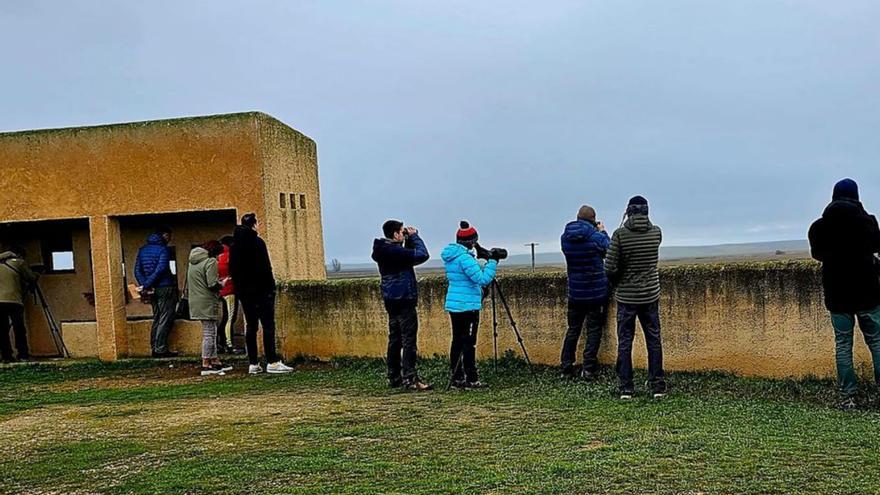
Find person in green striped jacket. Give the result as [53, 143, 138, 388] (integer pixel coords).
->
[606, 195, 667, 400]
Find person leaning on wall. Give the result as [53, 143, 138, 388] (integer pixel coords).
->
[560, 205, 611, 381]
[371, 219, 432, 391]
[441, 221, 498, 390]
[0, 246, 38, 363]
[134, 226, 179, 358]
[229, 213, 293, 375]
[606, 196, 666, 400]
[187, 240, 233, 376]
[808, 178, 880, 410]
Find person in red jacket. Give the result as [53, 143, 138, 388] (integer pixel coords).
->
[216, 236, 242, 354]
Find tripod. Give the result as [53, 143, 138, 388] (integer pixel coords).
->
[489, 279, 533, 374]
[446, 278, 533, 390]
[33, 284, 69, 358]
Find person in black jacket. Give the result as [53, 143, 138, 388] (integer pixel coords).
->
[809, 178, 880, 409]
[560, 205, 611, 381]
[229, 213, 293, 375]
[371, 219, 431, 390]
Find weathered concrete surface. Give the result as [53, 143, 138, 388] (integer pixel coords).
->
[63, 318, 255, 358]
[1, 112, 325, 360]
[276, 261, 869, 379]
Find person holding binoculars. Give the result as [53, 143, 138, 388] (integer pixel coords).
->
[372, 219, 432, 391]
[441, 221, 500, 389]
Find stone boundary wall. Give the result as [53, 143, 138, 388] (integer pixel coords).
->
[276, 261, 875, 379]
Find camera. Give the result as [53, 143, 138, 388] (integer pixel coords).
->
[475, 243, 508, 261]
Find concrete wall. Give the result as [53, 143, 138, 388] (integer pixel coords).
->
[258, 117, 326, 281]
[0, 113, 265, 222]
[0, 111, 326, 360]
[275, 261, 864, 379]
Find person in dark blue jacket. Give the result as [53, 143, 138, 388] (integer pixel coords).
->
[371, 219, 431, 391]
[134, 226, 179, 357]
[560, 205, 610, 380]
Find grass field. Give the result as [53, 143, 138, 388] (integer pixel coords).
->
[1, 356, 879, 494]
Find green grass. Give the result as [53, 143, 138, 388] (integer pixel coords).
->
[1, 356, 879, 494]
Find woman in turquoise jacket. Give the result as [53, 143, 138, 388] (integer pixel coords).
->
[441, 221, 498, 388]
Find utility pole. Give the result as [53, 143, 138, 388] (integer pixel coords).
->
[524, 242, 539, 272]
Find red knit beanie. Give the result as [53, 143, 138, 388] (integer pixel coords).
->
[456, 220, 478, 243]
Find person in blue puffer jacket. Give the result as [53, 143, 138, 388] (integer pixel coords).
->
[441, 221, 498, 389]
[560, 205, 610, 380]
[134, 226, 179, 358]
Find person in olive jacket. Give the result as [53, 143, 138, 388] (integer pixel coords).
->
[0, 246, 38, 362]
[187, 241, 232, 376]
[809, 178, 880, 409]
[606, 196, 666, 400]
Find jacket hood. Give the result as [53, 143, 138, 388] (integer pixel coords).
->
[233, 225, 257, 241]
[371, 238, 398, 260]
[624, 213, 652, 232]
[189, 247, 210, 265]
[441, 242, 471, 263]
[823, 198, 866, 219]
[146, 233, 167, 245]
[562, 220, 597, 242]
[0, 251, 17, 262]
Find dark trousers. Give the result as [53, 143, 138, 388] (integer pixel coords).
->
[240, 292, 279, 365]
[0, 303, 28, 361]
[150, 286, 177, 354]
[450, 310, 480, 382]
[616, 301, 666, 393]
[385, 300, 419, 383]
[560, 300, 606, 374]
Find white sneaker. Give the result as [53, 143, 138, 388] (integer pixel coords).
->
[266, 361, 294, 374]
[248, 364, 264, 375]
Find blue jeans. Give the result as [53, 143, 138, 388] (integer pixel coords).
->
[830, 305, 880, 398]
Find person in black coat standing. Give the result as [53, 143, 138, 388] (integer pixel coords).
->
[371, 219, 432, 391]
[809, 178, 880, 408]
[229, 213, 293, 375]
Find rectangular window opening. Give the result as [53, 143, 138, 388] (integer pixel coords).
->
[41, 233, 75, 273]
[299, 194, 307, 209]
[279, 192, 286, 209]
[289, 193, 297, 210]
[168, 247, 178, 276]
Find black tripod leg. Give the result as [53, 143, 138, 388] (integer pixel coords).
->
[446, 351, 465, 391]
[491, 282, 498, 373]
[494, 281, 535, 376]
[36, 286, 69, 358]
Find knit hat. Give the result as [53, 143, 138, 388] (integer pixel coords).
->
[577, 205, 596, 222]
[628, 195, 648, 206]
[832, 178, 859, 201]
[626, 195, 649, 216]
[456, 221, 478, 243]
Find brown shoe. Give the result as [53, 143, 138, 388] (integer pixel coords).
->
[404, 380, 433, 392]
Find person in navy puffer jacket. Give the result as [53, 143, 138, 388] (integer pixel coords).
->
[371, 219, 431, 390]
[441, 221, 498, 389]
[560, 205, 610, 380]
[134, 227, 179, 357]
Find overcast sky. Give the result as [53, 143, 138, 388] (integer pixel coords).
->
[2, 1, 879, 262]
